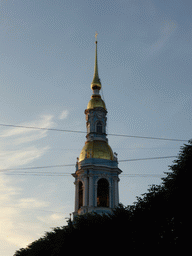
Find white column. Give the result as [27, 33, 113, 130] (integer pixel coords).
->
[109, 184, 112, 208]
[83, 176, 88, 207]
[116, 179, 119, 205]
[89, 175, 94, 207]
[94, 182, 97, 207]
[117, 178, 119, 205]
[74, 181, 78, 212]
[114, 177, 119, 207]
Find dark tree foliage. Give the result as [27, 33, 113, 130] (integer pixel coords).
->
[14, 141, 192, 255]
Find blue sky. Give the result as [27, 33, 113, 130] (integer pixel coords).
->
[0, 0, 191, 255]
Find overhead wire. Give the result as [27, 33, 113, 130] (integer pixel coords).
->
[0, 164, 74, 172]
[0, 80, 184, 215]
[118, 156, 176, 162]
[0, 155, 176, 178]
[0, 155, 176, 173]
[4, 172, 166, 178]
[0, 123, 183, 178]
[0, 123, 188, 142]
[0, 123, 86, 134]
[1, 205, 68, 215]
[107, 133, 188, 142]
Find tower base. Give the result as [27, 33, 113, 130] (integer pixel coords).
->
[73, 206, 113, 218]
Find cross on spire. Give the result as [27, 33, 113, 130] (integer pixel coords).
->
[95, 31, 98, 42]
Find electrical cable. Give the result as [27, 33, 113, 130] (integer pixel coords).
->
[107, 133, 187, 142]
[1, 205, 68, 214]
[118, 156, 176, 162]
[0, 123, 86, 134]
[0, 123, 188, 142]
[0, 164, 74, 172]
[4, 173, 166, 178]
[0, 155, 176, 172]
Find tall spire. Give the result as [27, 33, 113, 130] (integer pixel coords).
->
[91, 32, 101, 90]
[72, 33, 122, 218]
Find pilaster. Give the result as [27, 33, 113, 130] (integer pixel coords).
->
[89, 174, 94, 207]
[83, 175, 88, 207]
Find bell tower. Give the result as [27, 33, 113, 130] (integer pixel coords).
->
[72, 34, 122, 216]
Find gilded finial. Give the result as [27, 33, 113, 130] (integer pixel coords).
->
[91, 32, 101, 90]
[95, 31, 98, 43]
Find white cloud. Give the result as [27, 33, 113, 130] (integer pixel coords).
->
[0, 146, 49, 170]
[0, 114, 54, 140]
[17, 198, 49, 209]
[59, 110, 69, 120]
[50, 213, 64, 220]
[0, 114, 57, 253]
[160, 20, 177, 36]
[0, 175, 21, 202]
[0, 174, 51, 250]
[36, 211, 68, 230]
[37, 213, 64, 223]
[149, 20, 177, 56]
[0, 115, 54, 170]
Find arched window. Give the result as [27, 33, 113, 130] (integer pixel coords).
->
[78, 181, 83, 209]
[96, 121, 102, 134]
[97, 178, 109, 207]
[87, 123, 90, 133]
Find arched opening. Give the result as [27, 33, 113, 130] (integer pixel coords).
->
[96, 121, 103, 133]
[87, 122, 90, 133]
[78, 181, 83, 209]
[97, 178, 109, 207]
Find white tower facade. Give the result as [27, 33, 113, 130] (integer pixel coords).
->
[72, 37, 122, 216]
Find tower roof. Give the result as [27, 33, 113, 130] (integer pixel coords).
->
[87, 96, 106, 110]
[91, 33, 101, 90]
[79, 140, 114, 162]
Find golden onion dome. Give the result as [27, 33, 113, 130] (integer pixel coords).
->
[87, 96, 106, 110]
[79, 140, 114, 162]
